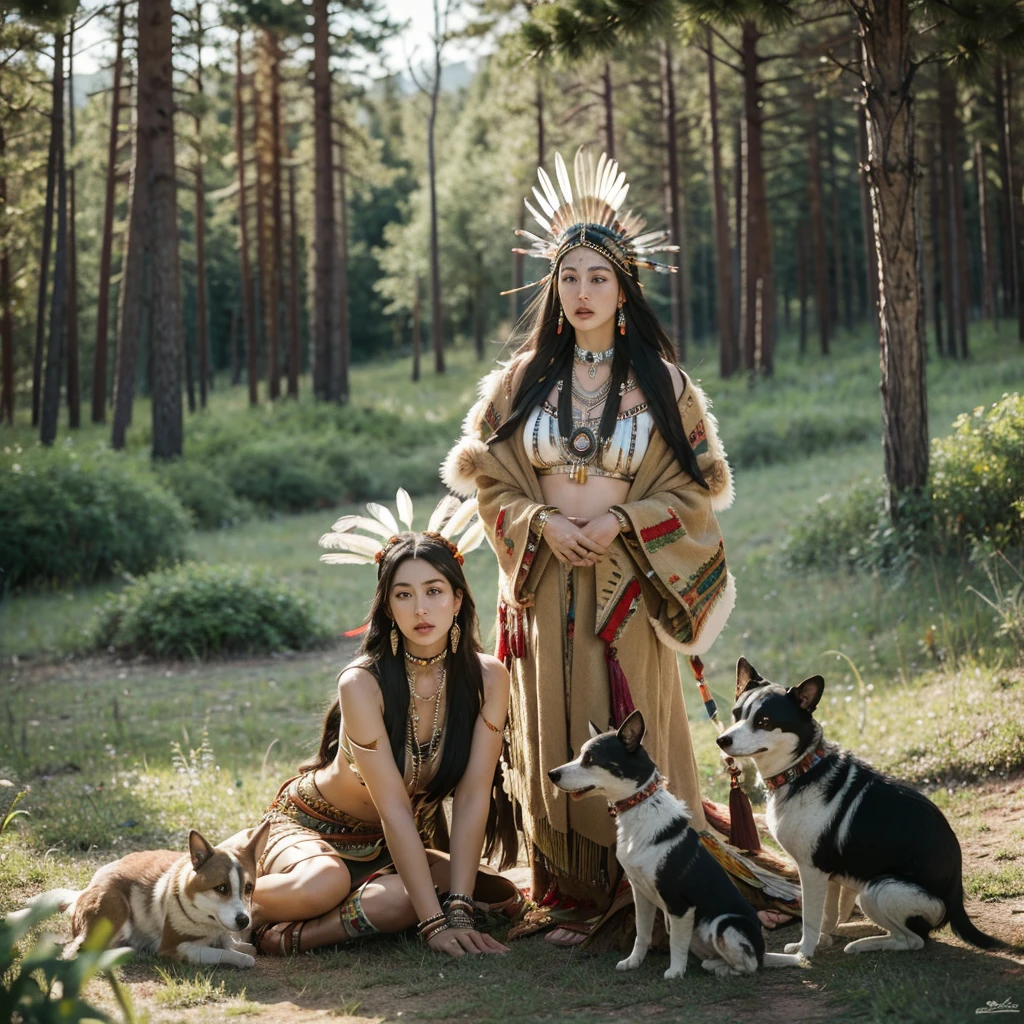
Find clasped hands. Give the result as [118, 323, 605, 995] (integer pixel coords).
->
[543, 512, 621, 567]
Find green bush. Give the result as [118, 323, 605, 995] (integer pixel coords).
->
[930, 393, 1024, 552]
[781, 394, 1024, 573]
[727, 408, 878, 469]
[0, 446, 191, 590]
[218, 437, 340, 513]
[156, 458, 253, 529]
[89, 563, 332, 659]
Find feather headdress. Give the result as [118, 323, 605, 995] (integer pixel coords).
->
[512, 148, 679, 283]
[319, 489, 486, 571]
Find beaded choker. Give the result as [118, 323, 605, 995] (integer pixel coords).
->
[574, 343, 614, 379]
[404, 649, 447, 668]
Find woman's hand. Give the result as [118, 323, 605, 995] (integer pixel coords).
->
[575, 512, 622, 563]
[427, 927, 510, 957]
[543, 514, 602, 567]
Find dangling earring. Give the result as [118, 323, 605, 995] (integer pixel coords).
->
[556, 304, 565, 335]
[390, 624, 399, 657]
[450, 618, 461, 655]
[617, 303, 626, 336]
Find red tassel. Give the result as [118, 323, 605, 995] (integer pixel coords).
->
[342, 622, 369, 638]
[727, 780, 761, 852]
[605, 645, 636, 727]
[497, 603, 510, 665]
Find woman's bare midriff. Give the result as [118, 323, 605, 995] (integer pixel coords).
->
[539, 474, 630, 520]
[312, 757, 382, 824]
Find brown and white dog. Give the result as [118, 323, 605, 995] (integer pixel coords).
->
[6, 822, 270, 967]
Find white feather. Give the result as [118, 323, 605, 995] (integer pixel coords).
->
[439, 498, 478, 539]
[318, 533, 384, 558]
[330, 515, 392, 538]
[427, 494, 461, 533]
[396, 489, 414, 531]
[524, 198, 551, 234]
[555, 152, 573, 205]
[320, 552, 376, 565]
[455, 519, 486, 556]
[365, 502, 400, 535]
[532, 186, 556, 220]
[537, 167, 561, 214]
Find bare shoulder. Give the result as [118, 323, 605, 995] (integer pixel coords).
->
[660, 359, 685, 400]
[337, 663, 380, 702]
[478, 654, 510, 696]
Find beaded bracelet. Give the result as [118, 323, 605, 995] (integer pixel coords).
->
[446, 908, 475, 931]
[416, 911, 447, 937]
[444, 893, 475, 909]
[421, 921, 451, 943]
[610, 507, 630, 535]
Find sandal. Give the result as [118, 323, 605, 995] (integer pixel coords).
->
[544, 917, 600, 947]
[253, 920, 305, 956]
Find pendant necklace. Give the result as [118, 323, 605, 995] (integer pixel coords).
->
[573, 342, 614, 379]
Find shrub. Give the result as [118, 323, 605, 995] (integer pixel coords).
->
[156, 459, 253, 529]
[728, 408, 878, 469]
[930, 393, 1024, 552]
[89, 563, 332, 659]
[217, 437, 339, 513]
[0, 446, 190, 590]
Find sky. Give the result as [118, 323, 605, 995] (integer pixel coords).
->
[72, 0, 483, 79]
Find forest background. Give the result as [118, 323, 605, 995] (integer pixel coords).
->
[1, 0, 1024, 1020]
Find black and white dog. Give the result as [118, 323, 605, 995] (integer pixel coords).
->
[549, 711, 801, 978]
[718, 657, 1003, 959]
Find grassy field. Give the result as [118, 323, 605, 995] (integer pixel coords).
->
[1, 325, 1023, 1023]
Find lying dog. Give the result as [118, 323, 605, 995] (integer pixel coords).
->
[549, 711, 800, 978]
[718, 658, 1003, 959]
[7, 822, 270, 967]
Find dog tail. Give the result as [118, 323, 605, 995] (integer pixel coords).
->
[946, 878, 1004, 950]
[5, 888, 83, 925]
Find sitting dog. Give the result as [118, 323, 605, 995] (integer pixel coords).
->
[549, 711, 800, 978]
[7, 822, 270, 967]
[718, 658, 1003, 959]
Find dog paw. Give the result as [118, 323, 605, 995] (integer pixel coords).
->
[233, 942, 257, 958]
[616, 957, 642, 972]
[816, 933, 834, 949]
[235, 953, 256, 968]
[663, 966, 686, 980]
[783, 941, 801, 954]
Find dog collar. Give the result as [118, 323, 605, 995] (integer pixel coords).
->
[608, 775, 665, 817]
[763, 747, 826, 791]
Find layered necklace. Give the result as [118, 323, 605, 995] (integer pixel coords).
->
[556, 365, 637, 484]
[573, 342, 614, 379]
[404, 655, 446, 790]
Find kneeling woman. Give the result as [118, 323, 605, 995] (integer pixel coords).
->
[252, 501, 519, 957]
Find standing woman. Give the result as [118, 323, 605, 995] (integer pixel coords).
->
[443, 151, 738, 945]
[250, 494, 521, 957]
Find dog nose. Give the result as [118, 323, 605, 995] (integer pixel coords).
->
[547, 767, 561, 783]
[717, 734, 732, 750]
[235, 912, 250, 930]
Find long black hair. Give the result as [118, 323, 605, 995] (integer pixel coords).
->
[488, 246, 708, 489]
[300, 533, 518, 868]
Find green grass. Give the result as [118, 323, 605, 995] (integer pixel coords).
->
[2, 329, 1023, 1023]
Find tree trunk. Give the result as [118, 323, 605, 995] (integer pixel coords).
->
[194, 16, 209, 409]
[706, 33, 735, 378]
[856, 104, 879, 329]
[797, 220, 808, 355]
[287, 161, 299, 398]
[602, 61, 615, 159]
[140, 0, 182, 459]
[927, 126, 945, 357]
[93, 0, 126, 424]
[994, 59, 1018, 320]
[825, 103, 850, 334]
[854, 0, 929, 504]
[235, 30, 258, 406]
[33, 31, 61, 428]
[334, 123, 350, 402]
[312, 0, 335, 397]
[412, 274, 421, 382]
[0, 126, 12, 425]
[427, 21, 444, 375]
[974, 139, 998, 330]
[65, 18, 79, 429]
[1008, 65, 1024, 343]
[661, 39, 686, 361]
[938, 67, 970, 359]
[112, 95, 150, 450]
[740, 21, 774, 375]
[229, 304, 240, 386]
[731, 118, 742, 370]
[40, 121, 67, 448]
[806, 99, 830, 356]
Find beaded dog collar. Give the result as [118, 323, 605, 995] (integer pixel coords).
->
[763, 747, 827, 791]
[608, 775, 666, 818]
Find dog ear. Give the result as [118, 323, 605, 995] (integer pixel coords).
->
[244, 820, 272, 867]
[787, 675, 824, 713]
[188, 830, 216, 870]
[735, 657, 766, 701]
[588, 721, 603, 740]
[616, 710, 646, 754]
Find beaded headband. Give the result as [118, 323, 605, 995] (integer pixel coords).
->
[505, 148, 679, 295]
[319, 490, 486, 575]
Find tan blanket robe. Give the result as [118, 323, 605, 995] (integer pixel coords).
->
[442, 358, 736, 898]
